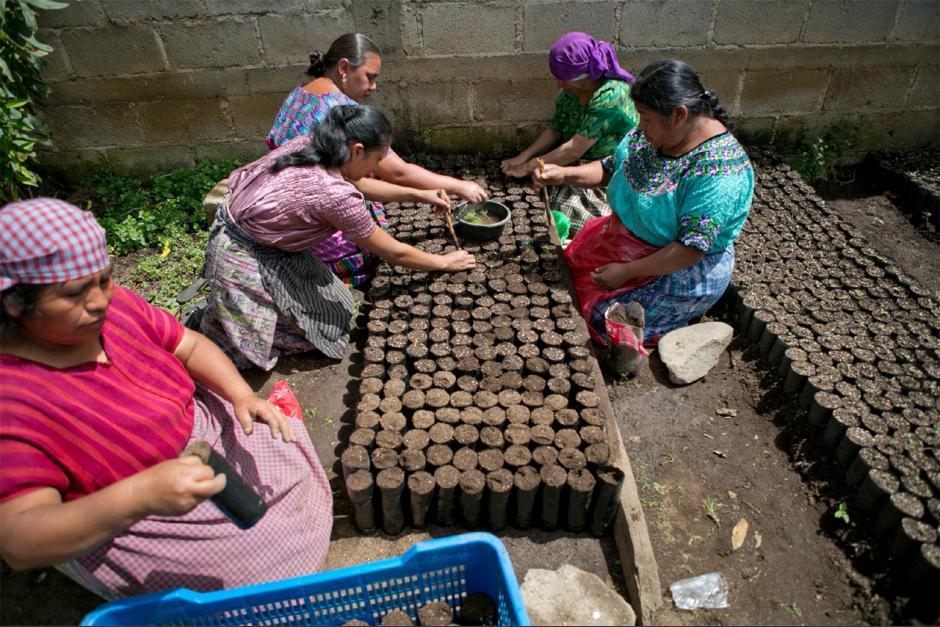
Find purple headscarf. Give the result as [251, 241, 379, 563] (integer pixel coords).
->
[548, 32, 634, 83]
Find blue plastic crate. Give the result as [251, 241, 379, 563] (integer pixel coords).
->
[81, 532, 530, 626]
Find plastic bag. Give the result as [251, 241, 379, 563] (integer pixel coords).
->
[551, 210, 571, 241]
[266, 380, 303, 421]
[604, 301, 649, 377]
[563, 215, 659, 342]
[669, 572, 730, 610]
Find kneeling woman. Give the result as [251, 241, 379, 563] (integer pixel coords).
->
[0, 199, 332, 599]
[535, 59, 753, 344]
[200, 104, 475, 370]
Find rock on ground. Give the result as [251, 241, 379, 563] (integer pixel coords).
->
[521, 564, 636, 626]
[658, 322, 734, 385]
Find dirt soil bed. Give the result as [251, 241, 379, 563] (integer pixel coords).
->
[3, 155, 937, 626]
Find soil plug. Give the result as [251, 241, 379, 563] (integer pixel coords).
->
[459, 469, 486, 528]
[539, 464, 567, 531]
[377, 467, 406, 535]
[418, 601, 453, 626]
[407, 471, 435, 529]
[565, 468, 596, 532]
[341, 444, 371, 478]
[434, 465, 460, 525]
[514, 466, 540, 528]
[381, 609, 414, 626]
[345, 470, 376, 533]
[182, 440, 267, 529]
[459, 591, 497, 625]
[486, 468, 514, 530]
[589, 466, 625, 536]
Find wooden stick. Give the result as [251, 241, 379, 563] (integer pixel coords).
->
[537, 158, 553, 227]
[440, 189, 461, 249]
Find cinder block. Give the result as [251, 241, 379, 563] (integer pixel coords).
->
[105, 145, 197, 176]
[713, 0, 808, 45]
[470, 79, 557, 123]
[907, 64, 940, 107]
[420, 3, 516, 55]
[522, 1, 618, 52]
[37, 148, 108, 183]
[824, 66, 916, 111]
[893, 0, 940, 41]
[746, 44, 933, 71]
[621, 48, 748, 75]
[803, 0, 898, 43]
[46, 69, 250, 106]
[379, 54, 546, 84]
[244, 65, 308, 95]
[400, 5, 421, 56]
[137, 100, 234, 143]
[160, 18, 261, 70]
[413, 124, 524, 153]
[206, 0, 309, 15]
[100, 0, 203, 22]
[39, 0, 102, 28]
[228, 93, 287, 139]
[620, 0, 712, 47]
[405, 82, 472, 126]
[42, 104, 142, 148]
[259, 11, 356, 65]
[732, 117, 776, 145]
[740, 69, 830, 115]
[61, 26, 165, 77]
[697, 71, 742, 115]
[194, 139, 267, 163]
[856, 109, 939, 149]
[349, 0, 403, 54]
[39, 31, 71, 82]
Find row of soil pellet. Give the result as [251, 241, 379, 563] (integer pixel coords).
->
[863, 149, 940, 237]
[342, 157, 625, 537]
[729, 149, 939, 598]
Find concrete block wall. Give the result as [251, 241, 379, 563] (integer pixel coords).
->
[38, 0, 939, 174]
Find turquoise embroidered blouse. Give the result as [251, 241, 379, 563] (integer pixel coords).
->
[602, 130, 754, 254]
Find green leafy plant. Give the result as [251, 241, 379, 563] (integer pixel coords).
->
[703, 497, 723, 528]
[1, 0, 69, 200]
[127, 231, 208, 315]
[834, 501, 850, 524]
[89, 159, 243, 255]
[781, 121, 856, 185]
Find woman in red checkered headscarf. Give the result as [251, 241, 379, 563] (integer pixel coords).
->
[0, 199, 333, 599]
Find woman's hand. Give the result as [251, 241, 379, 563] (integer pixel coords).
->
[439, 250, 476, 272]
[503, 160, 536, 179]
[419, 188, 452, 214]
[231, 394, 296, 442]
[532, 163, 566, 191]
[590, 262, 636, 290]
[500, 154, 527, 175]
[139, 456, 227, 517]
[454, 180, 488, 203]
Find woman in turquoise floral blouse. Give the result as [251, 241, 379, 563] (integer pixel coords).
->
[535, 59, 754, 346]
[501, 32, 638, 238]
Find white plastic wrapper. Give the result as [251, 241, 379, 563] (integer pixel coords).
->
[669, 572, 730, 610]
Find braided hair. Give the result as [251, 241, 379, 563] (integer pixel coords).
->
[630, 59, 733, 130]
[306, 33, 380, 78]
[269, 104, 392, 173]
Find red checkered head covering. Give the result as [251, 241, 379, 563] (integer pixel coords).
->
[1, 198, 110, 291]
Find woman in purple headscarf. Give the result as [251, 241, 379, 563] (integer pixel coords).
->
[501, 32, 638, 239]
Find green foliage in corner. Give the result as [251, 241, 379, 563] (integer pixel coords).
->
[0, 0, 68, 201]
[778, 121, 857, 185]
[89, 159, 243, 255]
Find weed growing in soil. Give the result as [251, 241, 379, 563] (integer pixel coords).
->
[703, 497, 723, 528]
[127, 232, 207, 315]
[88, 159, 243, 255]
[777, 121, 856, 185]
[834, 501, 851, 524]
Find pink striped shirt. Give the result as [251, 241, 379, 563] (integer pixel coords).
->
[0, 287, 195, 504]
[226, 135, 376, 252]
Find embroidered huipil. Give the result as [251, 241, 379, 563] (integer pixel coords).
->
[603, 130, 754, 253]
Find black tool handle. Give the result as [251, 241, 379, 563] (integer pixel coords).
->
[183, 441, 268, 529]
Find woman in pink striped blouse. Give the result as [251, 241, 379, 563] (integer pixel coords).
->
[0, 199, 333, 599]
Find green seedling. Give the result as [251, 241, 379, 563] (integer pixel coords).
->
[780, 602, 802, 619]
[834, 501, 850, 524]
[753, 530, 763, 549]
[704, 497, 723, 528]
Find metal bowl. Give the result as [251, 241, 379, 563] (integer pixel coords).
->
[454, 200, 511, 242]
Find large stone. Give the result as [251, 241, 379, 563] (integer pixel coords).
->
[522, 564, 636, 626]
[893, 0, 940, 41]
[740, 69, 829, 116]
[419, 3, 516, 55]
[61, 25, 165, 77]
[824, 66, 916, 111]
[713, 0, 807, 45]
[620, 0, 712, 47]
[258, 11, 355, 65]
[522, 1, 618, 51]
[802, 0, 897, 44]
[658, 322, 733, 385]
